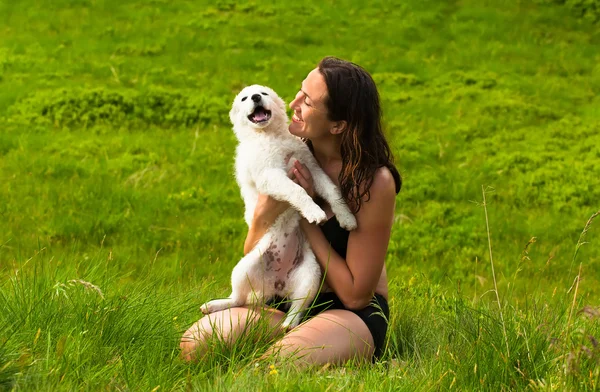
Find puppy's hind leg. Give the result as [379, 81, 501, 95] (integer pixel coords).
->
[200, 249, 262, 314]
[281, 248, 321, 329]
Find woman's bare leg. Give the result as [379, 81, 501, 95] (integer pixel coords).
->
[180, 306, 286, 361]
[265, 309, 375, 366]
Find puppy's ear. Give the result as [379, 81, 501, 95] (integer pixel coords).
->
[229, 99, 240, 125]
[275, 95, 287, 115]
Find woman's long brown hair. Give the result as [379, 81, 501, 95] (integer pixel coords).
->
[313, 56, 401, 213]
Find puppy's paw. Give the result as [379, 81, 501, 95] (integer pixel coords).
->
[200, 299, 225, 315]
[330, 201, 357, 230]
[336, 212, 357, 231]
[200, 302, 211, 315]
[301, 206, 327, 225]
[200, 298, 237, 315]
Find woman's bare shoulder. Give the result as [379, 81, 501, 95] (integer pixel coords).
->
[355, 167, 396, 222]
[368, 167, 397, 201]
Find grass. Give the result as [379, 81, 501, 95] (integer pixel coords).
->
[1, 0, 600, 390]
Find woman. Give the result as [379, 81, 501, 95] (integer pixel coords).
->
[180, 57, 401, 365]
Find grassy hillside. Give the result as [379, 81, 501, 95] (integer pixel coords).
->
[1, 0, 599, 390]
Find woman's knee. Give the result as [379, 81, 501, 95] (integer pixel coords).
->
[180, 320, 211, 361]
[179, 307, 285, 362]
[179, 335, 198, 361]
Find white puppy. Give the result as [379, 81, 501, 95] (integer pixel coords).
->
[200, 85, 357, 329]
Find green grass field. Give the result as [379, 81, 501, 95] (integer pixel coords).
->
[1, 0, 600, 390]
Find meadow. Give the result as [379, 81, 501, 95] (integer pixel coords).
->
[1, 0, 599, 390]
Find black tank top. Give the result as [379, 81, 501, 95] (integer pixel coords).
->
[319, 217, 350, 259]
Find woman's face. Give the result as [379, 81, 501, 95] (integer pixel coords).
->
[288, 68, 337, 139]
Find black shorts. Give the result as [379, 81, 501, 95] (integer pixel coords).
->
[268, 292, 389, 361]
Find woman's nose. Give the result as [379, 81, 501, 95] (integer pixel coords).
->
[289, 91, 302, 109]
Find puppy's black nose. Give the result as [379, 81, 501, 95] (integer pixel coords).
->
[251, 94, 261, 103]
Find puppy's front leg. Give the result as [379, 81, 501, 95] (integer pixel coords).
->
[309, 165, 357, 230]
[255, 169, 326, 224]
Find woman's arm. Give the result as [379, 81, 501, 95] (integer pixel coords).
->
[299, 167, 397, 310]
[243, 165, 299, 254]
[243, 194, 289, 254]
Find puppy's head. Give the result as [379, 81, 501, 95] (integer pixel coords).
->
[229, 85, 288, 134]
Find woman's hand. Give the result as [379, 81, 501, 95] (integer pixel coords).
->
[252, 193, 289, 225]
[245, 193, 288, 254]
[290, 160, 316, 199]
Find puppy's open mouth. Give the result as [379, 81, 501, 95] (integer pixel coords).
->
[248, 106, 272, 124]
